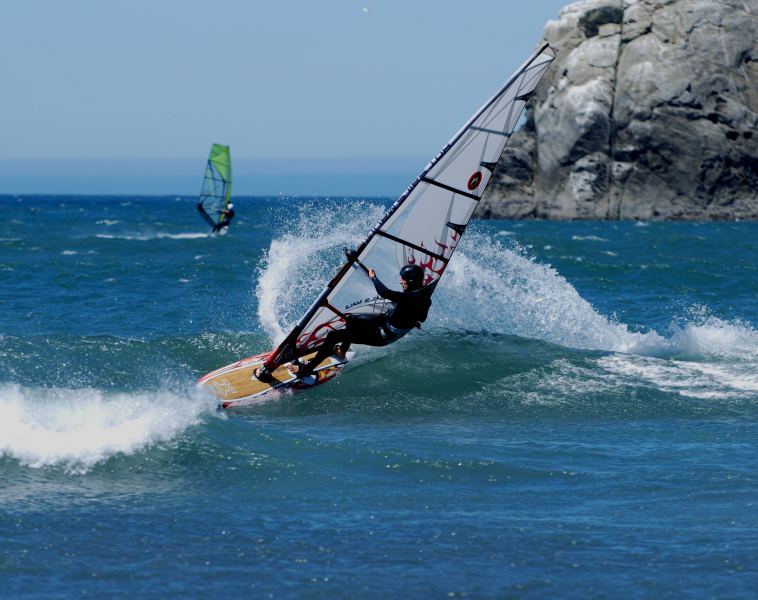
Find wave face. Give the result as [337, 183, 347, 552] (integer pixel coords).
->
[1, 195, 756, 597]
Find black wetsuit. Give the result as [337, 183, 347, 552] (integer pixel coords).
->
[212, 209, 235, 233]
[300, 273, 432, 375]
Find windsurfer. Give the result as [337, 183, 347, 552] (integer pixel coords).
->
[290, 263, 432, 379]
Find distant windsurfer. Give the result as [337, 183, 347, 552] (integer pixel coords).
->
[212, 203, 235, 233]
[289, 262, 431, 380]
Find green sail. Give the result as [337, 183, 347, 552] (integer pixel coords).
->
[198, 143, 233, 230]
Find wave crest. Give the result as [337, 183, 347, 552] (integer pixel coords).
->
[0, 383, 215, 473]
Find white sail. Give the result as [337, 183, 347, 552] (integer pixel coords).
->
[265, 44, 556, 367]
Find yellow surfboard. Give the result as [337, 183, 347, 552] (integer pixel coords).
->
[196, 350, 350, 408]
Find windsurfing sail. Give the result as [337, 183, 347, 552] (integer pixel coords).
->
[197, 143, 233, 230]
[263, 44, 556, 370]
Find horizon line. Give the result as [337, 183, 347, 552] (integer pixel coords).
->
[0, 155, 427, 162]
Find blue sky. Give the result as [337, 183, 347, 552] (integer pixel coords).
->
[1, 1, 569, 194]
[2, 1, 568, 160]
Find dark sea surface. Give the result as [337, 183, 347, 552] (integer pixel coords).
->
[1, 195, 756, 598]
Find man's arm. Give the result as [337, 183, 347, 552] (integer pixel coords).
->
[369, 271, 403, 302]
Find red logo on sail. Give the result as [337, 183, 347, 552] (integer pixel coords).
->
[467, 171, 483, 190]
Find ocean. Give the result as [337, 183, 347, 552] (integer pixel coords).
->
[1, 195, 756, 598]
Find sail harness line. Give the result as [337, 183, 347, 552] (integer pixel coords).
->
[260, 43, 556, 372]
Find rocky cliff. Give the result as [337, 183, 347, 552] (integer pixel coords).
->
[477, 0, 757, 220]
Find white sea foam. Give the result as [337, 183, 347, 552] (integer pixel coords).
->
[256, 201, 385, 343]
[571, 235, 609, 242]
[0, 383, 215, 473]
[667, 315, 758, 360]
[437, 232, 667, 354]
[159, 232, 209, 240]
[95, 232, 208, 241]
[598, 353, 758, 400]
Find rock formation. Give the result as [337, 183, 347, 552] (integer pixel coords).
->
[478, 0, 757, 220]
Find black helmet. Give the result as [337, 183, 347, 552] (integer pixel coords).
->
[399, 264, 424, 289]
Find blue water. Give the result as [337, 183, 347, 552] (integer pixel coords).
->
[2, 195, 757, 598]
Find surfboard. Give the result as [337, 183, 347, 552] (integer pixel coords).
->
[196, 350, 351, 409]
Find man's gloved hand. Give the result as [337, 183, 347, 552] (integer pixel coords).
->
[344, 247, 358, 261]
